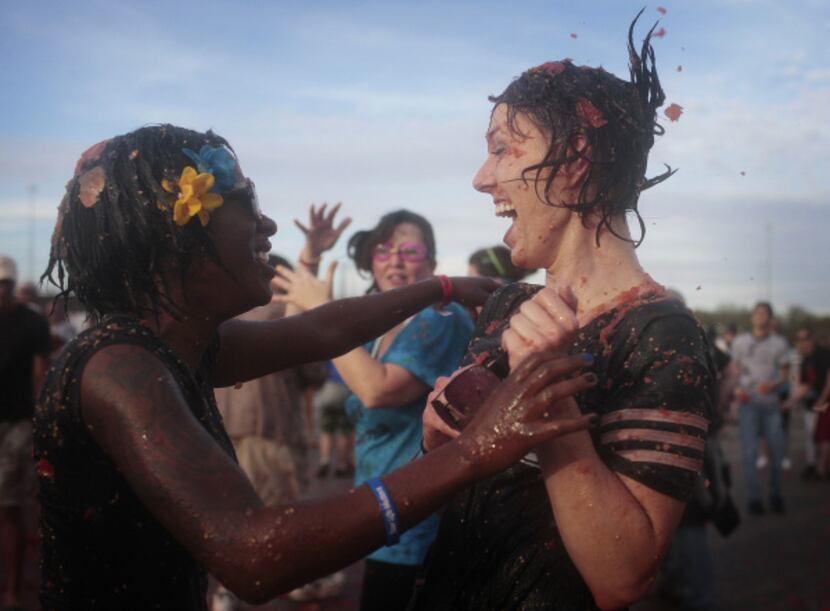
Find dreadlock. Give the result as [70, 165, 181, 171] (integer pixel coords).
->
[42, 125, 235, 322]
[489, 9, 674, 247]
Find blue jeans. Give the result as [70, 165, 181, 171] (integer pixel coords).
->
[738, 402, 785, 502]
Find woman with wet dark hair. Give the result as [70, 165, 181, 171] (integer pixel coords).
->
[410, 14, 715, 610]
[277, 209, 473, 611]
[35, 125, 598, 609]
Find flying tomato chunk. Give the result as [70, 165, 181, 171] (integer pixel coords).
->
[664, 103, 684, 122]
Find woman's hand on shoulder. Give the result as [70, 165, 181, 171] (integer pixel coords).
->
[272, 262, 335, 312]
[502, 285, 579, 371]
[454, 351, 597, 478]
[448, 276, 500, 308]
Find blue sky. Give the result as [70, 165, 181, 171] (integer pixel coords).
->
[2, 0, 828, 312]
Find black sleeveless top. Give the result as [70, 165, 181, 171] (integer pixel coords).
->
[33, 315, 235, 610]
[409, 283, 715, 611]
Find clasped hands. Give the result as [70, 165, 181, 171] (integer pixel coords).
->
[423, 285, 596, 457]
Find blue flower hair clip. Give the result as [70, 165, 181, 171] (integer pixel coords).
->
[182, 145, 237, 192]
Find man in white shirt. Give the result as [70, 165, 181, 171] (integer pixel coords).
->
[731, 302, 790, 515]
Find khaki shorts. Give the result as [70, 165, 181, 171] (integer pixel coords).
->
[233, 436, 300, 506]
[0, 420, 36, 507]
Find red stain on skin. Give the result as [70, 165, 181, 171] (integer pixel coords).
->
[664, 104, 684, 122]
[36, 458, 55, 479]
[590, 277, 667, 356]
[510, 147, 527, 159]
[653, 27, 667, 38]
[233, 382, 243, 390]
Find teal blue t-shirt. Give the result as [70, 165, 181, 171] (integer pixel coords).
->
[345, 302, 473, 566]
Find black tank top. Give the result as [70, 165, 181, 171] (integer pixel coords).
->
[409, 283, 714, 611]
[33, 315, 235, 610]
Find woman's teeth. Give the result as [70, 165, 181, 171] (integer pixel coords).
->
[495, 202, 517, 218]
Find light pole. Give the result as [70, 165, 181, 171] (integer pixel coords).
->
[27, 183, 38, 282]
[764, 222, 773, 302]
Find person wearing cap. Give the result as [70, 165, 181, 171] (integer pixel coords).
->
[0, 255, 51, 609]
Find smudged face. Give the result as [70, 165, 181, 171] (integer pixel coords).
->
[751, 304, 772, 331]
[473, 104, 575, 271]
[371, 223, 435, 293]
[197, 164, 278, 317]
[795, 333, 815, 357]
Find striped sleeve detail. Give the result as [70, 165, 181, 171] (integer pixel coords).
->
[600, 408, 709, 430]
[615, 450, 703, 472]
[599, 407, 709, 474]
[601, 428, 706, 452]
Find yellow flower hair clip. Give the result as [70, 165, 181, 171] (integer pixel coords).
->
[162, 166, 224, 226]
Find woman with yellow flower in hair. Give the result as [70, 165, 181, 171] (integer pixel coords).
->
[34, 124, 598, 610]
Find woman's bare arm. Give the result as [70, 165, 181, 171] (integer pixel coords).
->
[214, 276, 494, 387]
[536, 402, 685, 610]
[81, 343, 596, 603]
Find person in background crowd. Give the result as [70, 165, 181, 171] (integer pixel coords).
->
[786, 328, 830, 480]
[468, 245, 534, 284]
[47, 302, 78, 356]
[731, 301, 790, 515]
[314, 362, 355, 479]
[277, 209, 476, 611]
[16, 282, 43, 315]
[0, 255, 51, 610]
[289, 203, 357, 480]
[36, 125, 596, 609]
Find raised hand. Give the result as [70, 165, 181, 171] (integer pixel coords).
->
[295, 202, 352, 262]
[272, 262, 337, 312]
[453, 351, 597, 478]
[501, 284, 579, 372]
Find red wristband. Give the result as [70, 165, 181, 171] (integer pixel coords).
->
[438, 275, 453, 306]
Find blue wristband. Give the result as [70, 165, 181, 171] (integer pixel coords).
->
[366, 477, 401, 546]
